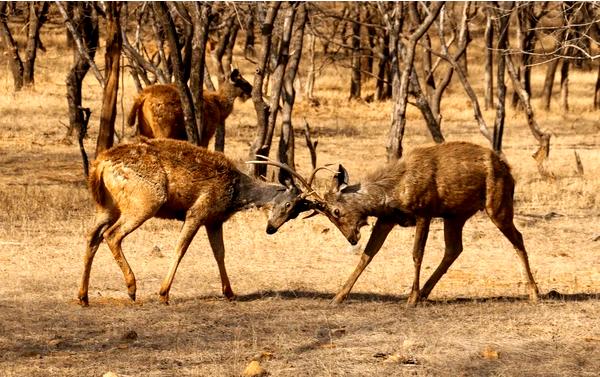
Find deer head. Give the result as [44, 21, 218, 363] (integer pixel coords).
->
[245, 157, 328, 234]
[320, 165, 369, 245]
[229, 69, 253, 101]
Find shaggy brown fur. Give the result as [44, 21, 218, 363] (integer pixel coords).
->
[126, 69, 252, 146]
[79, 138, 297, 306]
[271, 142, 539, 305]
[322, 141, 540, 305]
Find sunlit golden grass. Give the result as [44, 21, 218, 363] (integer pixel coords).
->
[0, 17, 599, 376]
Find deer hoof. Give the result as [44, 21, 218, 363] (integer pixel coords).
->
[223, 288, 235, 301]
[159, 293, 170, 305]
[406, 292, 421, 307]
[78, 295, 89, 307]
[330, 295, 346, 306]
[128, 292, 136, 302]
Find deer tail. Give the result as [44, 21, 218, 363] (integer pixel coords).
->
[88, 161, 107, 206]
[126, 93, 145, 128]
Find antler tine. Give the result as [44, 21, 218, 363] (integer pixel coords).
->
[245, 159, 312, 191]
[307, 164, 336, 187]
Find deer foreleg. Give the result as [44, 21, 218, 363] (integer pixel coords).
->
[331, 219, 395, 305]
[407, 217, 431, 307]
[420, 217, 466, 301]
[159, 218, 202, 304]
[206, 222, 234, 299]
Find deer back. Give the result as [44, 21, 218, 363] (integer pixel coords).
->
[389, 142, 512, 217]
[90, 139, 242, 221]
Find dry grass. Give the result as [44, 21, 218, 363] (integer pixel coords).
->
[0, 16, 599, 377]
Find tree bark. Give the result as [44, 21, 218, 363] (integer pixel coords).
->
[560, 53, 570, 112]
[212, 12, 238, 83]
[22, 2, 49, 86]
[505, 49, 551, 174]
[248, 2, 281, 178]
[153, 2, 199, 145]
[96, 2, 122, 156]
[190, 3, 212, 148]
[65, 3, 99, 141]
[492, 2, 512, 153]
[594, 62, 600, 110]
[56, 1, 104, 86]
[349, 4, 361, 100]
[387, 2, 443, 161]
[278, 3, 307, 182]
[484, 7, 494, 110]
[0, 2, 24, 91]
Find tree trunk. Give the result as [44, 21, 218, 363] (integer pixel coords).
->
[248, 2, 281, 178]
[305, 32, 316, 101]
[173, 2, 193, 84]
[349, 4, 361, 100]
[22, 2, 49, 86]
[278, 3, 307, 182]
[244, 6, 255, 60]
[96, 2, 122, 156]
[409, 3, 434, 100]
[387, 2, 443, 161]
[492, 2, 512, 153]
[484, 7, 494, 110]
[0, 2, 24, 91]
[65, 3, 99, 141]
[541, 58, 559, 110]
[505, 50, 552, 175]
[560, 55, 570, 112]
[594, 62, 600, 110]
[213, 13, 238, 83]
[375, 25, 389, 101]
[190, 3, 211, 148]
[153, 2, 200, 145]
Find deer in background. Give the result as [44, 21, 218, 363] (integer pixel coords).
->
[79, 138, 304, 306]
[126, 69, 252, 147]
[265, 141, 540, 305]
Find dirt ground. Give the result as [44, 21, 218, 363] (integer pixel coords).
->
[1, 16, 599, 377]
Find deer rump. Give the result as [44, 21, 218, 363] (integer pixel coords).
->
[126, 85, 230, 142]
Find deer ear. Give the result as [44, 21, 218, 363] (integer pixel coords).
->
[333, 164, 349, 192]
[230, 69, 240, 81]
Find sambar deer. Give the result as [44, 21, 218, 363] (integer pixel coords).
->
[79, 138, 303, 306]
[266, 141, 540, 305]
[126, 69, 252, 146]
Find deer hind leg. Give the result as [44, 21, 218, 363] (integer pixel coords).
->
[407, 217, 431, 307]
[486, 182, 539, 302]
[332, 219, 395, 305]
[420, 217, 467, 301]
[206, 222, 234, 299]
[102, 210, 155, 302]
[78, 210, 117, 306]
[158, 216, 204, 304]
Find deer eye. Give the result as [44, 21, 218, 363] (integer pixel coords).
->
[285, 202, 291, 209]
[333, 208, 341, 218]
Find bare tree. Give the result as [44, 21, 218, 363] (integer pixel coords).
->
[96, 2, 122, 156]
[248, 2, 282, 178]
[349, 3, 362, 99]
[387, 2, 444, 161]
[62, 2, 99, 141]
[278, 3, 308, 182]
[0, 2, 49, 90]
[492, 2, 513, 153]
[152, 2, 199, 144]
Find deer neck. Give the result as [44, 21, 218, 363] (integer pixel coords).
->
[234, 174, 281, 210]
[216, 83, 237, 117]
[351, 183, 395, 217]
